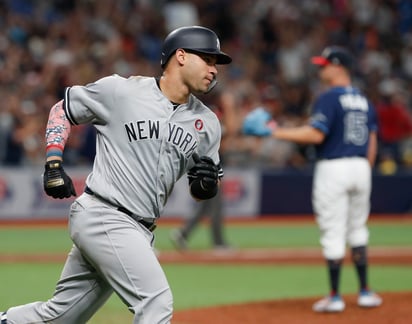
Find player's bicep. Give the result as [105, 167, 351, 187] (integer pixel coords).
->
[64, 87, 98, 125]
[64, 75, 118, 125]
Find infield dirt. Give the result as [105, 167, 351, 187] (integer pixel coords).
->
[173, 291, 411, 324]
[166, 246, 411, 324]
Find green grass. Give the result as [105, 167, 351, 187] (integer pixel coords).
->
[0, 228, 72, 253]
[0, 219, 411, 323]
[155, 222, 412, 250]
[166, 264, 412, 308]
[0, 263, 60, 305]
[368, 223, 412, 246]
[1, 263, 411, 323]
[157, 223, 322, 249]
[1, 221, 411, 254]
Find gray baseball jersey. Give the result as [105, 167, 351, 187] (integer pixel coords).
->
[64, 74, 222, 219]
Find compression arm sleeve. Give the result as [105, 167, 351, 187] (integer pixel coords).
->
[45, 100, 72, 158]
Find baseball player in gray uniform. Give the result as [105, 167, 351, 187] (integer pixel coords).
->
[242, 46, 382, 312]
[1, 26, 231, 324]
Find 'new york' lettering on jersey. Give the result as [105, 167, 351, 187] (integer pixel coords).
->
[124, 120, 197, 157]
[63, 74, 221, 218]
[310, 86, 378, 160]
[125, 120, 160, 141]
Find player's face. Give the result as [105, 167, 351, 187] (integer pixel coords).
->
[318, 64, 349, 86]
[183, 51, 218, 94]
[318, 64, 336, 85]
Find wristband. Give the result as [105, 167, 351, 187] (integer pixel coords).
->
[46, 145, 63, 159]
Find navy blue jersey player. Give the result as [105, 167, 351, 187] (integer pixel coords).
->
[242, 46, 382, 313]
[311, 86, 377, 160]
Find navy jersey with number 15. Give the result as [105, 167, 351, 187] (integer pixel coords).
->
[309, 86, 377, 160]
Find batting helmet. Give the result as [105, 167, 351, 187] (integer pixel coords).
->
[160, 26, 232, 68]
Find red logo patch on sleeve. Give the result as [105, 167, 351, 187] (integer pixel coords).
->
[195, 119, 203, 131]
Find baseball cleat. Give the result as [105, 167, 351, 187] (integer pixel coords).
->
[170, 230, 188, 251]
[212, 244, 235, 255]
[213, 243, 233, 251]
[312, 295, 345, 313]
[1, 312, 7, 324]
[357, 290, 382, 308]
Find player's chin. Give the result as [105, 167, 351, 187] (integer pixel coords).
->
[192, 83, 210, 95]
[202, 79, 212, 89]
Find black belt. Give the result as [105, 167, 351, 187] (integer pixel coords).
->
[84, 186, 156, 232]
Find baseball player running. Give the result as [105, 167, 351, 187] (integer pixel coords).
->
[242, 46, 382, 312]
[0, 26, 231, 324]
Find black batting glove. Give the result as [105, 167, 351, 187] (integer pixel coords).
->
[43, 160, 77, 199]
[189, 153, 219, 190]
[188, 153, 219, 200]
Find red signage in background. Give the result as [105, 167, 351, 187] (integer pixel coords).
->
[0, 177, 10, 202]
[222, 178, 246, 203]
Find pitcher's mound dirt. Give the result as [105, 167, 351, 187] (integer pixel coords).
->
[165, 246, 411, 324]
[173, 291, 412, 324]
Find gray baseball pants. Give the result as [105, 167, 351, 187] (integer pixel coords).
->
[5, 193, 173, 323]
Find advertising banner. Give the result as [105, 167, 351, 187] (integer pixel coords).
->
[0, 167, 260, 219]
[163, 168, 260, 218]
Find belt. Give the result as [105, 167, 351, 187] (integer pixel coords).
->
[84, 186, 157, 232]
[319, 155, 365, 160]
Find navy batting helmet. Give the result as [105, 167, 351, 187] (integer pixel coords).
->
[160, 26, 232, 68]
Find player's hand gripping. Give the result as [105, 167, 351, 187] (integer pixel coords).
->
[242, 107, 277, 137]
[188, 153, 219, 200]
[43, 160, 77, 199]
[190, 153, 219, 190]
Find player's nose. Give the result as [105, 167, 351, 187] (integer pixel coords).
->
[209, 64, 218, 75]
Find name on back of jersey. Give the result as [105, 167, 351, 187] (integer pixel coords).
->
[339, 94, 368, 112]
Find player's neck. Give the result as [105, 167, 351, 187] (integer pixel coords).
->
[158, 75, 189, 104]
[328, 76, 351, 87]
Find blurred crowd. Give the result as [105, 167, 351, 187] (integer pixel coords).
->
[1, 0, 412, 174]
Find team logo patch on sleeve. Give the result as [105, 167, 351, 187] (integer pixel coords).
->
[195, 119, 203, 131]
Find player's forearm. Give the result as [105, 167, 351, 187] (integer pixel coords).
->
[273, 125, 324, 144]
[367, 131, 378, 167]
[45, 100, 72, 161]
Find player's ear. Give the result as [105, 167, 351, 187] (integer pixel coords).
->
[175, 49, 186, 66]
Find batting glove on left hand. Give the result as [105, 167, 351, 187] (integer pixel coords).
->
[189, 153, 219, 190]
[43, 160, 77, 199]
[242, 107, 276, 137]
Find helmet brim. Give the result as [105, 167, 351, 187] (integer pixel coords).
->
[186, 48, 232, 65]
[311, 56, 329, 66]
[216, 52, 232, 65]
